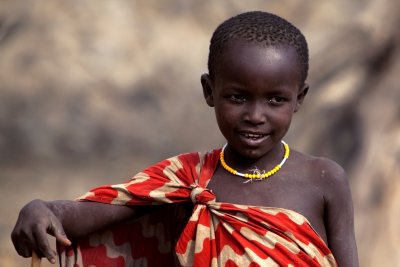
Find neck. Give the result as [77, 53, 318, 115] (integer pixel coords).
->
[223, 142, 284, 172]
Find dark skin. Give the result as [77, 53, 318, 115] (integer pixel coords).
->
[202, 41, 358, 266]
[12, 41, 358, 266]
[11, 200, 151, 263]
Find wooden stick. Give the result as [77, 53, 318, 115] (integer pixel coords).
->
[31, 251, 41, 267]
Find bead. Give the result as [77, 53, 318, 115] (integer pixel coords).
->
[220, 141, 289, 182]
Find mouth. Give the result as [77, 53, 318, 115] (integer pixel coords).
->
[241, 132, 267, 139]
[239, 131, 270, 142]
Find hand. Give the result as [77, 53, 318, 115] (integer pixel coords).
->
[11, 199, 71, 264]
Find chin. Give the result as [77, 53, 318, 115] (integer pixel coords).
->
[239, 147, 267, 160]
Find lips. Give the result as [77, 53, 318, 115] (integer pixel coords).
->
[238, 131, 270, 143]
[242, 132, 266, 139]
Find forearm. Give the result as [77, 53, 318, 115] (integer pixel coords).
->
[46, 200, 140, 240]
[330, 237, 358, 267]
[12, 198, 154, 262]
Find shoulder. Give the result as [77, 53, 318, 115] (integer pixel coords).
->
[158, 149, 220, 175]
[289, 150, 349, 199]
[290, 149, 345, 175]
[174, 148, 221, 165]
[292, 154, 358, 266]
[289, 151, 358, 265]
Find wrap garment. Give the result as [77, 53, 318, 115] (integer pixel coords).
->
[58, 149, 337, 267]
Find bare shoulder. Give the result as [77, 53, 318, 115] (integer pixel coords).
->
[290, 148, 344, 172]
[292, 151, 358, 265]
[289, 149, 348, 192]
[287, 150, 358, 266]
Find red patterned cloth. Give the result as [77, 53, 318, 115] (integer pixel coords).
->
[58, 149, 337, 267]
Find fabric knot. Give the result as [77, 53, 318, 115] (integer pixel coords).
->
[190, 184, 216, 205]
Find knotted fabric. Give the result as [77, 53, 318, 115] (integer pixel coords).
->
[58, 149, 337, 267]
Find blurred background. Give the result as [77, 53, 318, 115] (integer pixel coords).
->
[1, 0, 399, 266]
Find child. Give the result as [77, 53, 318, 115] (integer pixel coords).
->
[11, 11, 358, 266]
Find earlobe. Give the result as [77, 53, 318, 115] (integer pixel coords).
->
[294, 83, 309, 112]
[201, 74, 214, 107]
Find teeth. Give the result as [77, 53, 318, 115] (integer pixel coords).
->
[244, 133, 264, 139]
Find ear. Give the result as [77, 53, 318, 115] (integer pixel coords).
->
[201, 73, 214, 107]
[294, 83, 309, 112]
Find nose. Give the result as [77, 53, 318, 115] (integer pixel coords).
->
[243, 101, 266, 125]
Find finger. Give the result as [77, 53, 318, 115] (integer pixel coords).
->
[33, 228, 56, 264]
[11, 230, 33, 258]
[18, 241, 33, 258]
[54, 229, 71, 247]
[49, 219, 71, 247]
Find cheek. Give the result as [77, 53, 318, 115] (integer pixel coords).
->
[215, 107, 231, 127]
[214, 105, 240, 131]
[270, 108, 294, 130]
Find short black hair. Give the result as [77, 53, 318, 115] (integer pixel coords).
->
[208, 11, 309, 85]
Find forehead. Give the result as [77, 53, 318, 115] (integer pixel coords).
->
[214, 40, 302, 86]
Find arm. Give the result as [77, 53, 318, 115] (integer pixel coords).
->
[322, 160, 359, 267]
[11, 199, 154, 264]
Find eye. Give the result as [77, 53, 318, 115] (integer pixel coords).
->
[267, 96, 287, 105]
[229, 94, 246, 103]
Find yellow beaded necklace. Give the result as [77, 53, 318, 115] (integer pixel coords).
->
[219, 140, 290, 181]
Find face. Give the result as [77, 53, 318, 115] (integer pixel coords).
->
[202, 41, 308, 160]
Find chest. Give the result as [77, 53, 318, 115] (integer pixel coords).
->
[206, 165, 327, 241]
[208, 167, 321, 205]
